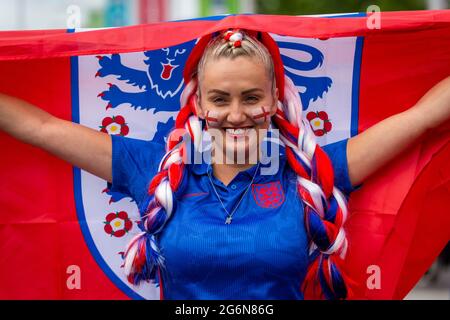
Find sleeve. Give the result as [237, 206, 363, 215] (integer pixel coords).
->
[322, 138, 360, 195]
[107, 134, 166, 205]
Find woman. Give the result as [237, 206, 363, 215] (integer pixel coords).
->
[0, 29, 449, 300]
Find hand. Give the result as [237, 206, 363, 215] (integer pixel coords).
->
[411, 75, 450, 131]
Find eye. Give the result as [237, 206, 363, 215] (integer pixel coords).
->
[211, 97, 227, 105]
[245, 96, 259, 103]
[161, 48, 170, 54]
[175, 49, 186, 56]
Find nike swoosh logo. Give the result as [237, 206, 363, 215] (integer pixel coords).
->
[181, 192, 209, 199]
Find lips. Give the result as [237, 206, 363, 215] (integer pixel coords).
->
[224, 126, 254, 137]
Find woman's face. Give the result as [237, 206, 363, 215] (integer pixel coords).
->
[196, 56, 278, 164]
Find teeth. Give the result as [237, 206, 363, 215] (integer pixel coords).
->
[226, 128, 248, 134]
[227, 128, 244, 134]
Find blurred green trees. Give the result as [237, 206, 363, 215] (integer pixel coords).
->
[256, 0, 431, 15]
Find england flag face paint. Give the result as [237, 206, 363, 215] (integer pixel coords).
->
[204, 105, 271, 129]
[250, 106, 271, 124]
[205, 110, 223, 128]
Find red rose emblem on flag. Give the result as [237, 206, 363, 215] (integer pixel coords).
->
[99, 115, 129, 136]
[306, 111, 332, 136]
[103, 211, 133, 238]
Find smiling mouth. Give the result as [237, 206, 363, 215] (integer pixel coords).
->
[224, 127, 254, 137]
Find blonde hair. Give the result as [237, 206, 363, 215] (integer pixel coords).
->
[195, 30, 277, 97]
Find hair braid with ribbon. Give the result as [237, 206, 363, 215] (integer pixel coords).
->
[122, 29, 353, 299]
[122, 78, 203, 285]
[271, 75, 352, 299]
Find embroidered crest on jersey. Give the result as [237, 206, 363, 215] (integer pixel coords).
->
[252, 181, 285, 208]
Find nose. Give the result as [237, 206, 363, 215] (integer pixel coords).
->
[225, 100, 247, 125]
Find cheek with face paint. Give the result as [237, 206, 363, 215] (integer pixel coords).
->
[205, 110, 225, 129]
[249, 106, 271, 124]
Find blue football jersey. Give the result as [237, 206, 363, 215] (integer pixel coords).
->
[108, 133, 355, 299]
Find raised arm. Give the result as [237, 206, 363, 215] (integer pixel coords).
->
[347, 76, 450, 187]
[0, 93, 112, 182]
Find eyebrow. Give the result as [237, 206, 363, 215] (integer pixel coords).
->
[207, 88, 264, 95]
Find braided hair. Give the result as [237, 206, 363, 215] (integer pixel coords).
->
[122, 29, 352, 299]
